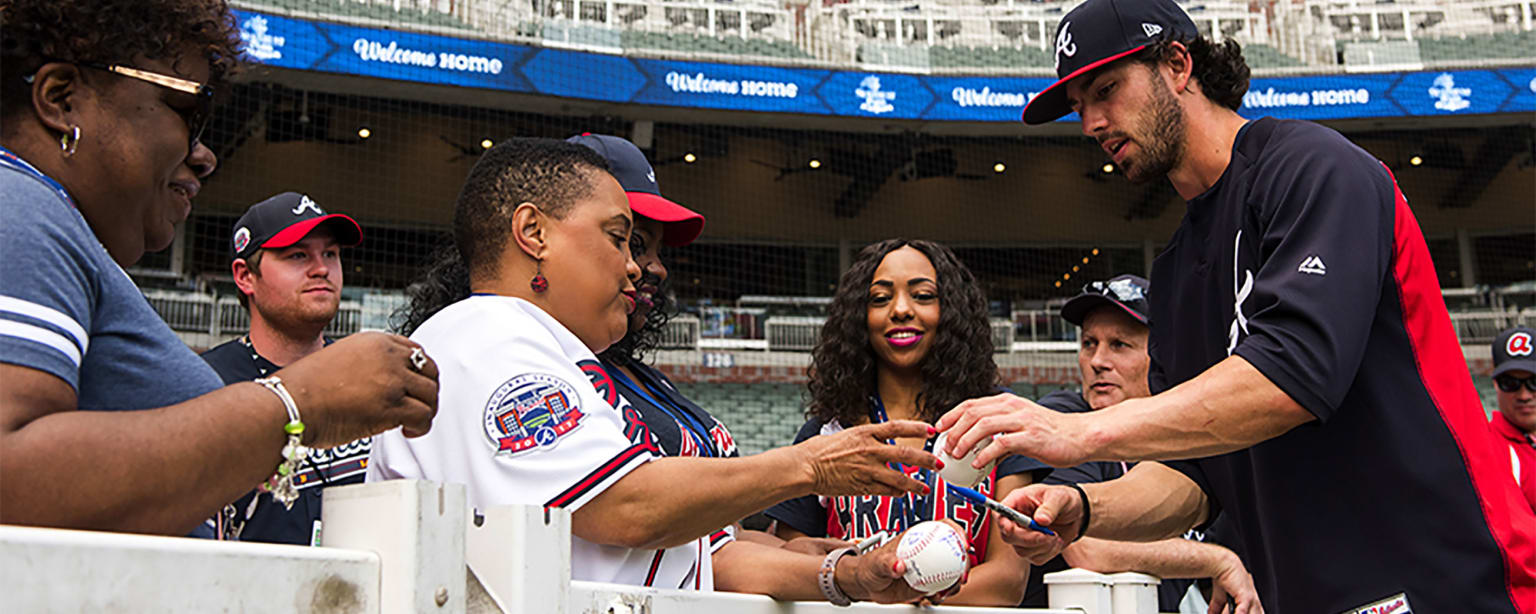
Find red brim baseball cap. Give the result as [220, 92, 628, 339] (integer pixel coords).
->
[628, 192, 705, 247]
[568, 133, 707, 247]
[231, 192, 363, 261]
[1021, 0, 1198, 125]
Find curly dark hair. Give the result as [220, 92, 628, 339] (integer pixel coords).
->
[0, 0, 242, 116]
[454, 137, 610, 283]
[807, 239, 999, 426]
[1135, 34, 1250, 112]
[394, 242, 470, 337]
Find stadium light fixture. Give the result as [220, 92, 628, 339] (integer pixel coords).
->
[481, 139, 494, 150]
[1101, 163, 1115, 174]
[1409, 155, 1423, 167]
[809, 158, 822, 169]
[1055, 281, 1062, 288]
[1063, 273, 1071, 280]
[993, 162, 1006, 173]
[1072, 265, 1080, 272]
[1082, 256, 1090, 264]
[1091, 248, 1100, 256]
[684, 152, 697, 163]
[357, 127, 371, 140]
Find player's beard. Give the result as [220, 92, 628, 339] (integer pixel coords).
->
[1120, 77, 1187, 184]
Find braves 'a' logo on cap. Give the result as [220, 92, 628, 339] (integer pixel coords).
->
[1054, 22, 1077, 70]
[291, 195, 324, 216]
[1508, 332, 1534, 357]
[233, 227, 251, 253]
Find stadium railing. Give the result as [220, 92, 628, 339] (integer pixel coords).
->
[1, 480, 1166, 614]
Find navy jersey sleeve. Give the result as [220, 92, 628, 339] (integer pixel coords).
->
[1163, 459, 1221, 529]
[1044, 461, 1111, 486]
[1231, 124, 1394, 422]
[762, 417, 828, 537]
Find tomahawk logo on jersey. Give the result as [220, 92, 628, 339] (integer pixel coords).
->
[367, 295, 717, 590]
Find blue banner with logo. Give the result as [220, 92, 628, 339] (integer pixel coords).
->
[235, 9, 1536, 123]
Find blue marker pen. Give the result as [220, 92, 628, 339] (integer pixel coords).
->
[947, 484, 1057, 537]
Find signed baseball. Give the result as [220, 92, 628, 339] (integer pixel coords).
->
[933, 430, 995, 488]
[897, 521, 968, 594]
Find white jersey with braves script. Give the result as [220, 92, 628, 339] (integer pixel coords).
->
[367, 295, 715, 590]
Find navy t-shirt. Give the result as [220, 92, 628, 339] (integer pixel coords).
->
[201, 337, 371, 545]
[1153, 117, 1534, 612]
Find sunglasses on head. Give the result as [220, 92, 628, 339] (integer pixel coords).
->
[74, 62, 215, 153]
[1082, 280, 1144, 304]
[1495, 374, 1536, 393]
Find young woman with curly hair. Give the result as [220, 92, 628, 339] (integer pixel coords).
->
[0, 0, 438, 537]
[766, 238, 1049, 606]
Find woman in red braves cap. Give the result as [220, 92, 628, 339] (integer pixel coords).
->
[0, 0, 437, 537]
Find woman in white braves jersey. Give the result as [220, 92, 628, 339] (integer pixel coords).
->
[370, 138, 945, 597]
[767, 239, 1048, 606]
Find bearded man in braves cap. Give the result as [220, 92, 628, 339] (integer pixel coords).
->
[937, 0, 1536, 611]
[201, 192, 369, 545]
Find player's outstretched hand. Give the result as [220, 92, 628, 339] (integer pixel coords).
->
[275, 331, 439, 448]
[837, 520, 968, 604]
[936, 392, 1093, 468]
[794, 419, 941, 497]
[1209, 551, 1263, 614]
[994, 484, 1082, 564]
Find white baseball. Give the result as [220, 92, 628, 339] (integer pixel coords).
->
[933, 430, 995, 488]
[897, 521, 968, 594]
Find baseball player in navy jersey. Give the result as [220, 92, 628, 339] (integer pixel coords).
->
[937, 0, 1536, 611]
[202, 193, 370, 544]
[370, 138, 944, 596]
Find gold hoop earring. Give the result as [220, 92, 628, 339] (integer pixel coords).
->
[60, 125, 80, 158]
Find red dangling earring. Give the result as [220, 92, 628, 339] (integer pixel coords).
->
[530, 261, 548, 293]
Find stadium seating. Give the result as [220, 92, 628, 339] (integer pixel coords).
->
[1419, 30, 1536, 62]
[236, 0, 473, 30]
[1240, 43, 1306, 68]
[623, 30, 812, 59]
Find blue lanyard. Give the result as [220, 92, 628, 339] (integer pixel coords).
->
[0, 146, 77, 208]
[609, 364, 716, 458]
[866, 394, 931, 530]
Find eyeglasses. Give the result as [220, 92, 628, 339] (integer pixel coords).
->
[80, 62, 214, 153]
[1495, 374, 1536, 393]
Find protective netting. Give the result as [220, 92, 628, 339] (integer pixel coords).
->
[136, 0, 1536, 450]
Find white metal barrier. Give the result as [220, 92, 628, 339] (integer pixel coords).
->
[1, 480, 1163, 613]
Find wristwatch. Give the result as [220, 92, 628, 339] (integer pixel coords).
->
[818, 546, 858, 606]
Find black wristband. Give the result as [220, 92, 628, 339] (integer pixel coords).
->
[1064, 482, 1091, 542]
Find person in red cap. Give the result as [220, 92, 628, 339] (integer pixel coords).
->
[201, 192, 370, 545]
[1491, 326, 1536, 513]
[937, 0, 1536, 611]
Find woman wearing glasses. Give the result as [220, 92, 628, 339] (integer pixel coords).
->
[0, 0, 438, 537]
[766, 239, 1049, 606]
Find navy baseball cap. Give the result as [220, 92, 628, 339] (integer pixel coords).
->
[1061, 274, 1150, 327]
[566, 133, 705, 247]
[231, 192, 362, 261]
[1493, 326, 1536, 377]
[1021, 0, 1199, 125]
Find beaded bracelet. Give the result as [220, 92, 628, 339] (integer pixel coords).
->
[254, 376, 307, 510]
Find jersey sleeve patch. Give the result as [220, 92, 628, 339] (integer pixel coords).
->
[483, 373, 587, 456]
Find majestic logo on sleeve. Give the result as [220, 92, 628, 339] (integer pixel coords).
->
[1508, 332, 1534, 357]
[1227, 230, 1253, 355]
[1054, 23, 1077, 71]
[1297, 254, 1327, 276]
[483, 373, 585, 455]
